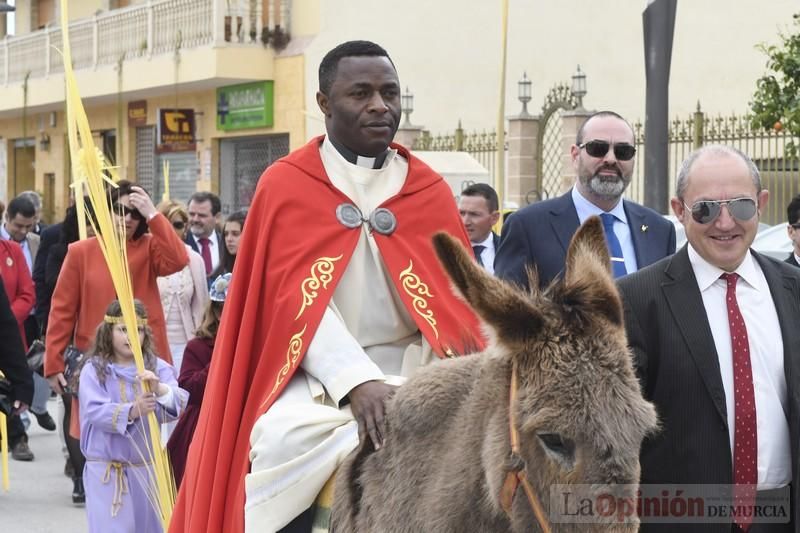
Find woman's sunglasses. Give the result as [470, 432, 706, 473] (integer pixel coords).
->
[683, 197, 757, 224]
[172, 220, 186, 230]
[578, 140, 636, 161]
[111, 203, 143, 220]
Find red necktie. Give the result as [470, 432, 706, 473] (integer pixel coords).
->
[722, 273, 757, 532]
[199, 237, 212, 275]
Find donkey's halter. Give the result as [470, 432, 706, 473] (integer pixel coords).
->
[499, 359, 553, 533]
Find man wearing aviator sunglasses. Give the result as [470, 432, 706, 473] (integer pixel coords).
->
[496, 110, 676, 289]
[618, 145, 800, 532]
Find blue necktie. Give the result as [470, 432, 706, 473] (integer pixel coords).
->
[600, 213, 627, 278]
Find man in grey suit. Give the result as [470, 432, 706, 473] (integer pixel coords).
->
[495, 110, 675, 289]
[619, 145, 800, 532]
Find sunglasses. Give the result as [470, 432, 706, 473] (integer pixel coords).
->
[111, 203, 143, 220]
[683, 197, 757, 224]
[790, 223, 800, 230]
[172, 221, 186, 230]
[579, 140, 637, 161]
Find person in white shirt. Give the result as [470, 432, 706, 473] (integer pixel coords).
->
[2, 195, 39, 274]
[785, 193, 800, 268]
[618, 145, 800, 532]
[458, 183, 500, 275]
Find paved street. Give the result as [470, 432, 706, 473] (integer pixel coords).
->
[1, 397, 87, 532]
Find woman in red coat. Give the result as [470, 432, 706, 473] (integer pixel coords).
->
[0, 239, 35, 349]
[167, 272, 230, 487]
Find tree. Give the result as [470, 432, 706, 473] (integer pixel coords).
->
[750, 13, 800, 155]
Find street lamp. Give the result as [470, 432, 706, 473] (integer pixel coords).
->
[517, 72, 532, 117]
[401, 87, 414, 127]
[571, 65, 587, 109]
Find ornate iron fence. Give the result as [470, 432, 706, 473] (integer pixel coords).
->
[413, 124, 501, 184]
[538, 83, 580, 201]
[631, 103, 800, 225]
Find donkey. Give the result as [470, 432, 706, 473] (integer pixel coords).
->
[330, 217, 659, 532]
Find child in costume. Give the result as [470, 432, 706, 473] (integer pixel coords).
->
[76, 299, 188, 533]
[167, 272, 230, 487]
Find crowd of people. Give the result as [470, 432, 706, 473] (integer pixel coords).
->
[2, 37, 800, 533]
[0, 184, 244, 528]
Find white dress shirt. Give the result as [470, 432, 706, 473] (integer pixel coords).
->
[191, 230, 220, 273]
[471, 232, 496, 275]
[688, 245, 790, 488]
[571, 186, 639, 274]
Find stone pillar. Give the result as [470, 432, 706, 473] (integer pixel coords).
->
[559, 108, 593, 193]
[506, 114, 540, 207]
[395, 125, 425, 151]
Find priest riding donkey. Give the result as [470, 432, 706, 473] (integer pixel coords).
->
[171, 40, 656, 533]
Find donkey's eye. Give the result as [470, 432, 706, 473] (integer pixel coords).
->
[537, 433, 575, 458]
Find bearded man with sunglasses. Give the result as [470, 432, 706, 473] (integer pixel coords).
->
[495, 110, 675, 289]
[619, 145, 800, 532]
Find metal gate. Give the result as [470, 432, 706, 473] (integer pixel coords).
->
[156, 152, 200, 204]
[219, 134, 290, 214]
[536, 84, 579, 201]
[539, 112, 563, 201]
[135, 126, 156, 194]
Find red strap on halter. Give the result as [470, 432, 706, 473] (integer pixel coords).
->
[499, 359, 552, 533]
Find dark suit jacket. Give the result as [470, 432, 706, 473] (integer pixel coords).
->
[495, 191, 676, 289]
[786, 253, 799, 268]
[0, 281, 33, 406]
[32, 222, 62, 330]
[619, 247, 800, 532]
[185, 230, 224, 279]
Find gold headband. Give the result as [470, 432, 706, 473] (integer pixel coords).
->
[104, 315, 148, 326]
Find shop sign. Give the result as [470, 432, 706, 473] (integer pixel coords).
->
[157, 108, 196, 152]
[128, 100, 148, 127]
[216, 81, 274, 131]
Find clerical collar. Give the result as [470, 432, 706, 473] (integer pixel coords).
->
[328, 136, 390, 169]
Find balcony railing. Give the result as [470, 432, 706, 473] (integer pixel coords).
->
[0, 0, 288, 86]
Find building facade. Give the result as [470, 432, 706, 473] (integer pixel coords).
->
[2, 0, 796, 220]
[0, 0, 316, 220]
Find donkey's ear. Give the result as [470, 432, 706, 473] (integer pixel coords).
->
[432, 232, 542, 344]
[561, 216, 623, 326]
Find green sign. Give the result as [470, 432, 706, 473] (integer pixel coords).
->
[216, 81, 274, 131]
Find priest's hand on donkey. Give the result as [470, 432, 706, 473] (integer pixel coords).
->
[347, 381, 398, 451]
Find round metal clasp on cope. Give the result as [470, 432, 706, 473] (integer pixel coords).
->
[336, 203, 364, 229]
[369, 208, 397, 236]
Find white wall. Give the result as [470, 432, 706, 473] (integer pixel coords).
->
[303, 0, 797, 138]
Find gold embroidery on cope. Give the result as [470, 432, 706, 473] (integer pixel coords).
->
[264, 324, 308, 406]
[295, 255, 344, 319]
[399, 260, 439, 339]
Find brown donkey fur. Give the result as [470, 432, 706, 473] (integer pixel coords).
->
[330, 217, 658, 532]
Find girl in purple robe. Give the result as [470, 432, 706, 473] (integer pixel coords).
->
[75, 299, 188, 533]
